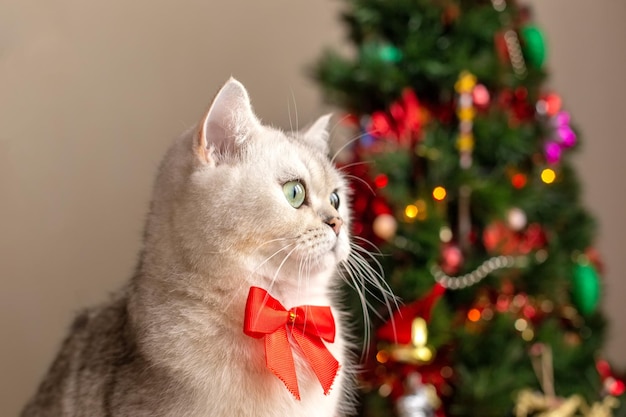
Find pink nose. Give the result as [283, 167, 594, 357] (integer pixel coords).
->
[325, 216, 343, 236]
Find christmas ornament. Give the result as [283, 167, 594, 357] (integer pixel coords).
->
[516, 345, 621, 417]
[472, 84, 490, 109]
[541, 168, 557, 184]
[378, 44, 403, 63]
[374, 173, 389, 188]
[432, 254, 528, 290]
[499, 87, 536, 122]
[243, 286, 338, 400]
[396, 373, 440, 417]
[544, 110, 576, 164]
[373, 213, 398, 241]
[492, 0, 528, 79]
[597, 359, 626, 396]
[454, 72, 478, 252]
[584, 247, 605, 275]
[511, 172, 528, 189]
[372, 286, 447, 417]
[390, 317, 435, 364]
[521, 25, 547, 69]
[367, 89, 422, 143]
[507, 207, 528, 231]
[440, 243, 463, 275]
[360, 42, 403, 63]
[455, 71, 477, 169]
[536, 93, 562, 117]
[404, 200, 427, 222]
[432, 186, 447, 202]
[544, 141, 563, 165]
[515, 390, 619, 417]
[483, 221, 547, 256]
[570, 260, 601, 316]
[378, 284, 445, 345]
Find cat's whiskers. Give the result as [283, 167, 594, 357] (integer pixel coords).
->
[330, 130, 370, 165]
[296, 251, 313, 333]
[336, 159, 374, 173]
[342, 173, 376, 196]
[221, 239, 298, 311]
[265, 243, 300, 296]
[337, 241, 400, 359]
[348, 248, 394, 308]
[336, 263, 376, 360]
[287, 88, 299, 135]
[349, 241, 399, 312]
[327, 113, 358, 152]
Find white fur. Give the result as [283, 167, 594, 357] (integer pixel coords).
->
[128, 79, 357, 416]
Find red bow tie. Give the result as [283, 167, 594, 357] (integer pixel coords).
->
[243, 286, 339, 400]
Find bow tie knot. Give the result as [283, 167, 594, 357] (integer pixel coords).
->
[243, 286, 339, 400]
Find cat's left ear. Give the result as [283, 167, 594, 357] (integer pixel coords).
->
[196, 78, 261, 165]
[300, 113, 332, 154]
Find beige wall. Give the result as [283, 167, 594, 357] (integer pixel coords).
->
[1, 1, 624, 415]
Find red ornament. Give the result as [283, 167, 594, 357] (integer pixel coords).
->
[511, 173, 528, 189]
[495, 31, 510, 63]
[541, 93, 562, 117]
[585, 247, 605, 275]
[378, 284, 446, 345]
[369, 111, 393, 137]
[597, 359, 626, 396]
[374, 173, 389, 188]
[472, 84, 491, 109]
[498, 88, 536, 123]
[483, 221, 547, 255]
[367, 89, 422, 142]
[440, 243, 464, 275]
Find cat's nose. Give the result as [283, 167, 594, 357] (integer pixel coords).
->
[325, 216, 343, 236]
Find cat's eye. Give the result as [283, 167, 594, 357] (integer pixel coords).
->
[283, 180, 306, 208]
[330, 191, 340, 209]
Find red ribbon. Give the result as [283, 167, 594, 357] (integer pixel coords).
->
[243, 286, 339, 400]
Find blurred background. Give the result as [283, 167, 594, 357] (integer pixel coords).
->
[1, 1, 624, 415]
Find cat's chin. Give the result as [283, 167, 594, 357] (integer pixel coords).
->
[250, 252, 339, 289]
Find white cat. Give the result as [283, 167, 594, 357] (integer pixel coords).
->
[21, 78, 389, 417]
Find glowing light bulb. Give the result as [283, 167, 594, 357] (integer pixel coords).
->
[411, 317, 428, 347]
[467, 308, 481, 322]
[541, 168, 556, 184]
[404, 204, 418, 220]
[511, 173, 527, 189]
[376, 350, 389, 364]
[432, 186, 447, 201]
[374, 174, 389, 188]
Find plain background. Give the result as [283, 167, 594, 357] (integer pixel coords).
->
[1, 1, 624, 415]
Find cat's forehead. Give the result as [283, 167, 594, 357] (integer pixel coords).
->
[285, 144, 340, 187]
[251, 129, 343, 189]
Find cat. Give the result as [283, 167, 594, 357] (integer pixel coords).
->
[21, 78, 391, 416]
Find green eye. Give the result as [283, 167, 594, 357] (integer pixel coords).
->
[283, 180, 306, 208]
[330, 191, 340, 209]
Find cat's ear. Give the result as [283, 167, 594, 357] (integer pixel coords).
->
[300, 113, 332, 155]
[196, 78, 260, 165]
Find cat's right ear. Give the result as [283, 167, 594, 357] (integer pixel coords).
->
[196, 78, 260, 165]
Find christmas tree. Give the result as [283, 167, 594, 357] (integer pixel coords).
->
[314, 1, 625, 416]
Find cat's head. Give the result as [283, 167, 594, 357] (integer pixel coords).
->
[149, 78, 351, 293]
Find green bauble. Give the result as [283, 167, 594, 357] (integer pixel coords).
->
[521, 25, 547, 68]
[378, 44, 403, 63]
[361, 42, 403, 63]
[571, 262, 601, 316]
